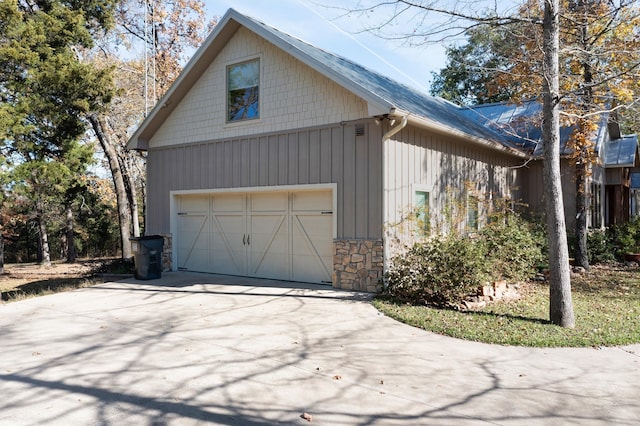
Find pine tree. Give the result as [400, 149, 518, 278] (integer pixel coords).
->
[0, 0, 118, 264]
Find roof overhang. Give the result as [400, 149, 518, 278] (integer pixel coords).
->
[127, 13, 244, 150]
[126, 8, 394, 151]
[398, 111, 530, 159]
[125, 8, 541, 159]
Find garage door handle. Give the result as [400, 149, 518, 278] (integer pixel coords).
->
[243, 235, 246, 245]
[247, 235, 250, 245]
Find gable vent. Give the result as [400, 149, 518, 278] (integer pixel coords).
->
[355, 125, 365, 137]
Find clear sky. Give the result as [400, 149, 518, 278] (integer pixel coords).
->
[202, 0, 447, 94]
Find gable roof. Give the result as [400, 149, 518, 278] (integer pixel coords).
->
[126, 8, 526, 157]
[604, 134, 639, 168]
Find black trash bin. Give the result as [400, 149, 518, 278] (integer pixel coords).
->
[130, 235, 164, 280]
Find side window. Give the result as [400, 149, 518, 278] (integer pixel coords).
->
[467, 195, 479, 231]
[415, 191, 430, 236]
[227, 59, 259, 122]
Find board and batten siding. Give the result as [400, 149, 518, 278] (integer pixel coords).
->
[520, 158, 584, 230]
[384, 125, 524, 233]
[146, 120, 383, 241]
[148, 26, 370, 149]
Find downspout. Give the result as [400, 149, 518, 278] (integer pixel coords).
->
[381, 115, 408, 286]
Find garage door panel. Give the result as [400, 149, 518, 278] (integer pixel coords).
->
[177, 189, 333, 284]
[291, 256, 331, 283]
[177, 215, 209, 271]
[251, 192, 288, 212]
[212, 193, 245, 212]
[211, 214, 246, 275]
[183, 249, 211, 272]
[249, 214, 288, 280]
[179, 196, 209, 214]
[293, 215, 333, 239]
[251, 251, 289, 279]
[177, 196, 214, 272]
[291, 191, 333, 211]
[291, 214, 332, 283]
[211, 247, 244, 275]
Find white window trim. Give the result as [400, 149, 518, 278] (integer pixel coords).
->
[466, 194, 480, 231]
[411, 184, 432, 209]
[224, 54, 263, 127]
[411, 184, 431, 236]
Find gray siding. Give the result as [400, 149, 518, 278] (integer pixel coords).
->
[384, 125, 524, 231]
[146, 120, 383, 240]
[521, 159, 579, 229]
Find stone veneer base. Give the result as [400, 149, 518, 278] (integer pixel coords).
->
[162, 234, 383, 291]
[158, 234, 172, 272]
[333, 239, 384, 292]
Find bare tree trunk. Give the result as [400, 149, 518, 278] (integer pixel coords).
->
[573, 0, 592, 271]
[66, 203, 77, 263]
[121, 153, 141, 237]
[89, 113, 133, 259]
[543, 0, 575, 328]
[36, 203, 51, 267]
[575, 161, 589, 269]
[0, 230, 4, 274]
[130, 183, 141, 236]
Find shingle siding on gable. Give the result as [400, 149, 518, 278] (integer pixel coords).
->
[149, 27, 369, 148]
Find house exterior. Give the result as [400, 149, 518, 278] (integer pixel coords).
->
[127, 9, 639, 291]
[462, 103, 640, 229]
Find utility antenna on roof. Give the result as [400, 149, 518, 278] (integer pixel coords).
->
[144, 0, 157, 116]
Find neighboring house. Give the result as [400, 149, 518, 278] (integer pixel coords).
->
[127, 8, 639, 291]
[462, 103, 640, 228]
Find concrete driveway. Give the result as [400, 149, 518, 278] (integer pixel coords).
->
[1, 272, 639, 425]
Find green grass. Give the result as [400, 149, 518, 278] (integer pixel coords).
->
[373, 265, 640, 347]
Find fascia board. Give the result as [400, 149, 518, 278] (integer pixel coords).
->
[238, 16, 395, 116]
[127, 8, 393, 150]
[403, 112, 530, 159]
[127, 10, 243, 150]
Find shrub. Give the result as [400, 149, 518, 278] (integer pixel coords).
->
[609, 215, 640, 259]
[478, 216, 546, 282]
[384, 214, 546, 307]
[384, 235, 487, 307]
[587, 229, 616, 264]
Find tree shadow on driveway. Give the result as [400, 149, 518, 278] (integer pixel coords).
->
[1, 275, 638, 424]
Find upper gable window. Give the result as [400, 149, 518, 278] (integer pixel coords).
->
[227, 59, 260, 122]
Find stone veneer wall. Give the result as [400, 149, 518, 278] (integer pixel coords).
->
[159, 234, 172, 272]
[333, 239, 384, 292]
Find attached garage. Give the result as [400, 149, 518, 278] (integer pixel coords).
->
[172, 186, 336, 284]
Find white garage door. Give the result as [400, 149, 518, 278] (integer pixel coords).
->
[177, 190, 333, 284]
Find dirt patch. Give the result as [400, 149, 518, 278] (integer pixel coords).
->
[0, 258, 132, 301]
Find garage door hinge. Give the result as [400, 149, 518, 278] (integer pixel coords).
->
[321, 211, 333, 215]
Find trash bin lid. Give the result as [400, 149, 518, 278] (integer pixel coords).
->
[137, 235, 164, 240]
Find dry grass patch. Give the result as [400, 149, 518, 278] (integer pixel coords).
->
[0, 259, 129, 302]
